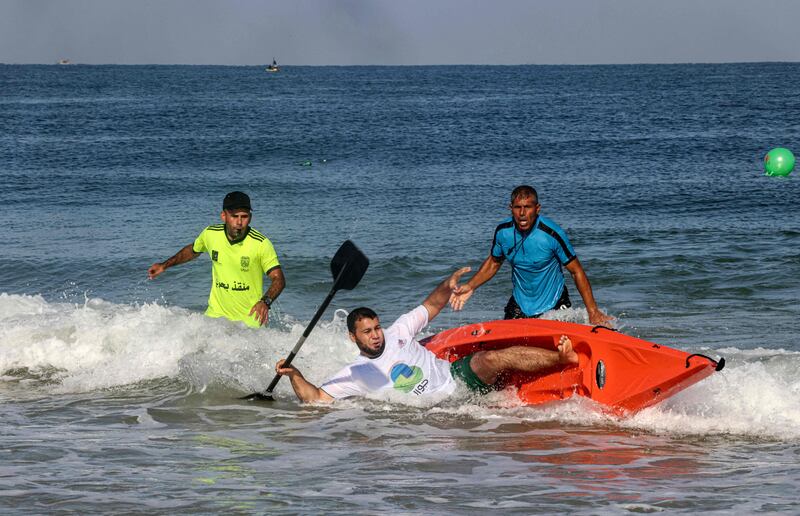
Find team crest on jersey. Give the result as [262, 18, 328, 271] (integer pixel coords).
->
[240, 256, 250, 271]
[397, 339, 407, 348]
[211, 250, 219, 262]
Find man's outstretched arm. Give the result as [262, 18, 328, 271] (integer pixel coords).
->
[275, 359, 334, 403]
[148, 243, 201, 279]
[449, 255, 503, 311]
[422, 266, 472, 322]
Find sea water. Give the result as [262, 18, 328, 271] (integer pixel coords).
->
[1, 63, 799, 513]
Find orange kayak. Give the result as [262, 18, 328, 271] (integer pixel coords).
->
[420, 319, 725, 416]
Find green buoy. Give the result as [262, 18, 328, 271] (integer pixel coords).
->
[764, 148, 795, 177]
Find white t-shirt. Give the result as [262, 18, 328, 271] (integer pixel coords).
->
[320, 305, 456, 399]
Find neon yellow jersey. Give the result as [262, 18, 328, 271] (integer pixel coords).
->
[193, 225, 280, 328]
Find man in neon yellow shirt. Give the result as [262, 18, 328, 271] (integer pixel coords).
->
[148, 191, 285, 328]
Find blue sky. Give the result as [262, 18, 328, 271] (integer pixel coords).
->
[2, 0, 799, 65]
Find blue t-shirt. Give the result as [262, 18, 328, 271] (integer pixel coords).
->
[490, 215, 576, 316]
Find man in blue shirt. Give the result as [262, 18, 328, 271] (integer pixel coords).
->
[450, 185, 611, 325]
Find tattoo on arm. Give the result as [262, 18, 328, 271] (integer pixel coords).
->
[163, 244, 200, 268]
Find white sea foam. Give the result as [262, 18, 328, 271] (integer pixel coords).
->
[0, 293, 358, 395]
[1, 293, 798, 439]
[620, 360, 800, 440]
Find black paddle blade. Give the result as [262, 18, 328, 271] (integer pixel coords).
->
[330, 240, 369, 291]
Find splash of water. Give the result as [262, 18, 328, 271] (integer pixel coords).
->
[1, 293, 797, 439]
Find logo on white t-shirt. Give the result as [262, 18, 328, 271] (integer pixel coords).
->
[390, 363, 423, 393]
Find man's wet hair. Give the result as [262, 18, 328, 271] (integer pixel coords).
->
[347, 307, 378, 333]
[510, 185, 538, 204]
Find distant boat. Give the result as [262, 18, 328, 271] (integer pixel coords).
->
[266, 58, 279, 72]
[57, 59, 72, 65]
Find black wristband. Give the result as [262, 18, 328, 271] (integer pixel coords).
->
[261, 294, 273, 308]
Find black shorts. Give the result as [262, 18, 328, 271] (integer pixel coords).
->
[503, 286, 572, 320]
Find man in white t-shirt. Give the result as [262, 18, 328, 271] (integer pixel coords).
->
[275, 267, 579, 403]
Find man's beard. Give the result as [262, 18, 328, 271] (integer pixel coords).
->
[357, 339, 385, 359]
[227, 226, 245, 240]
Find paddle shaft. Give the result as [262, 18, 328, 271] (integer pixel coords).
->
[240, 240, 368, 401]
[261, 264, 347, 396]
[262, 286, 337, 395]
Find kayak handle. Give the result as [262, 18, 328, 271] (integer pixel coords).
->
[685, 353, 726, 371]
[590, 325, 618, 333]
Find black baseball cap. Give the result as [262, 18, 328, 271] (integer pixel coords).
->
[222, 191, 252, 211]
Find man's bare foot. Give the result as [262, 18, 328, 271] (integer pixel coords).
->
[557, 335, 579, 365]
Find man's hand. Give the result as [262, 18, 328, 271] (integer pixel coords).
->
[447, 266, 474, 311]
[275, 359, 298, 377]
[587, 308, 613, 327]
[449, 284, 474, 311]
[446, 266, 473, 311]
[249, 300, 270, 326]
[447, 266, 472, 290]
[147, 263, 166, 280]
[275, 359, 333, 404]
[423, 266, 472, 321]
[447, 255, 503, 312]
